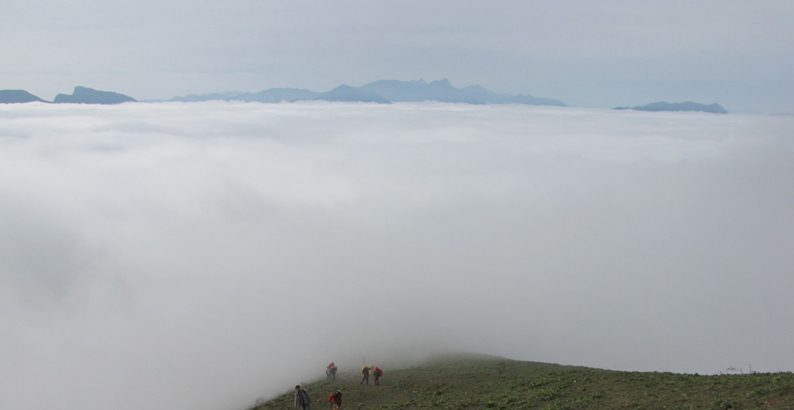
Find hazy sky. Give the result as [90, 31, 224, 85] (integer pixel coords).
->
[1, 102, 793, 410]
[2, 0, 793, 113]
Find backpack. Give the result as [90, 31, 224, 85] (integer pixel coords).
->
[330, 390, 342, 404]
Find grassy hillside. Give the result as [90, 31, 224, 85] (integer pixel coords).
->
[252, 354, 793, 409]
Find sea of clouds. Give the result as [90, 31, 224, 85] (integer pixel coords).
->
[1, 101, 792, 410]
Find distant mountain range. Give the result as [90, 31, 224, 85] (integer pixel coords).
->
[169, 79, 567, 106]
[0, 82, 730, 113]
[0, 86, 136, 104]
[170, 88, 319, 103]
[357, 79, 566, 105]
[614, 101, 728, 114]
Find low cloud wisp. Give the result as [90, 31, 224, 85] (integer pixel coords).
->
[1, 102, 792, 410]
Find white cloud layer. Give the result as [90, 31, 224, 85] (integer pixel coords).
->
[1, 102, 793, 410]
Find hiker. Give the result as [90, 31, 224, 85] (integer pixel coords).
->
[294, 385, 312, 410]
[328, 390, 342, 409]
[326, 362, 337, 381]
[360, 365, 369, 385]
[373, 366, 383, 385]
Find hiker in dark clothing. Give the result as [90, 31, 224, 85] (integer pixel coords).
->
[294, 385, 312, 410]
[373, 366, 383, 385]
[360, 365, 369, 385]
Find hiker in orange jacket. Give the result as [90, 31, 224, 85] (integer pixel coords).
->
[328, 390, 342, 409]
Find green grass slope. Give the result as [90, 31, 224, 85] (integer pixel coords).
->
[253, 354, 794, 410]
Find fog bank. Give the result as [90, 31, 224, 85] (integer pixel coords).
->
[1, 102, 792, 410]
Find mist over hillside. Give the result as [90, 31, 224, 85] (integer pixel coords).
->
[0, 102, 792, 410]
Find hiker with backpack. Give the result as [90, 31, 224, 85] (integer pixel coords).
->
[360, 365, 369, 385]
[328, 390, 342, 409]
[373, 366, 383, 385]
[294, 385, 312, 410]
[326, 362, 337, 381]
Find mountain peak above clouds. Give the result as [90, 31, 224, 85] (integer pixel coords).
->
[316, 85, 392, 104]
[0, 89, 46, 103]
[615, 101, 728, 113]
[54, 86, 136, 104]
[358, 78, 566, 106]
[428, 78, 454, 88]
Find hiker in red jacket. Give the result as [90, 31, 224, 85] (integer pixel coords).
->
[328, 390, 342, 409]
[326, 362, 337, 381]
